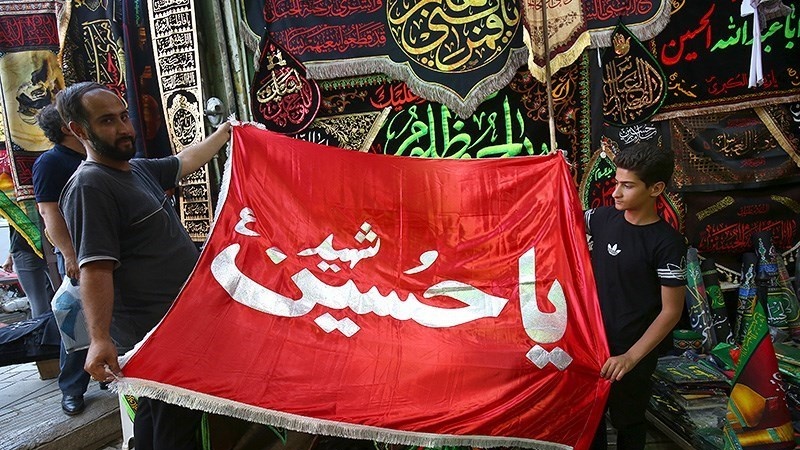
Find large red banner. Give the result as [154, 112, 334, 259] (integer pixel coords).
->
[120, 124, 610, 449]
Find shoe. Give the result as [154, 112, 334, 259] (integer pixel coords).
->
[61, 394, 85, 416]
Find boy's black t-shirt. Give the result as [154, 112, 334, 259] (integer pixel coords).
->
[585, 206, 687, 356]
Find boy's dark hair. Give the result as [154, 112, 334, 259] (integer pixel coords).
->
[614, 141, 675, 188]
[55, 81, 112, 127]
[36, 103, 66, 145]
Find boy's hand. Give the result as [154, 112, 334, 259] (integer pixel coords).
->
[600, 354, 636, 381]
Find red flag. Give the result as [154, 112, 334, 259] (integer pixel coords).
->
[120, 124, 610, 450]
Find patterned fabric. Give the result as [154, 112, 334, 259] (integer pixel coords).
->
[685, 247, 717, 353]
[317, 74, 424, 116]
[508, 55, 592, 181]
[520, 0, 590, 83]
[600, 22, 667, 126]
[651, 0, 800, 120]
[0, 0, 63, 254]
[296, 75, 422, 149]
[671, 106, 800, 192]
[261, 0, 528, 118]
[584, 0, 672, 47]
[299, 57, 592, 184]
[241, 0, 265, 52]
[0, 142, 41, 254]
[376, 60, 591, 177]
[701, 258, 734, 346]
[251, 33, 320, 134]
[724, 300, 794, 449]
[146, 0, 214, 242]
[683, 185, 800, 257]
[60, 0, 127, 101]
[295, 111, 389, 151]
[119, 124, 610, 450]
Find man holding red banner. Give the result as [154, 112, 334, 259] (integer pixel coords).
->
[585, 142, 687, 450]
[56, 81, 230, 450]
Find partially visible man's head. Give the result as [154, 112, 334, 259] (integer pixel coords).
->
[36, 103, 66, 145]
[55, 81, 111, 127]
[614, 142, 675, 188]
[56, 82, 135, 162]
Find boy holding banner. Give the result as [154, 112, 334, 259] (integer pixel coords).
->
[584, 142, 687, 449]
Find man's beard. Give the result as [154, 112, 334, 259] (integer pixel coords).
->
[88, 129, 136, 162]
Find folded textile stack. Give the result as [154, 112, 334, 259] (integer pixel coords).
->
[648, 355, 731, 449]
[773, 342, 800, 434]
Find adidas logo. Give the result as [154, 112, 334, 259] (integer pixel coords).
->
[607, 243, 621, 256]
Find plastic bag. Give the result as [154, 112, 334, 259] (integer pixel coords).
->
[51, 277, 90, 353]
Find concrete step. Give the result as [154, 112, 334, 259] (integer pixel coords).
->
[0, 362, 120, 450]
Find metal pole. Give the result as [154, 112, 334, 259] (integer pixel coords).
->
[540, 0, 558, 153]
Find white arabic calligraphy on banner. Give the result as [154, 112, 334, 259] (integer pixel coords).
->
[210, 208, 572, 370]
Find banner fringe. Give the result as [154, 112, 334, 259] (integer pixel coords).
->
[304, 49, 529, 119]
[527, 32, 591, 83]
[112, 378, 572, 450]
[652, 94, 800, 121]
[589, 2, 672, 48]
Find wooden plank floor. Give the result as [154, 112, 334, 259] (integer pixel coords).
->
[98, 423, 686, 450]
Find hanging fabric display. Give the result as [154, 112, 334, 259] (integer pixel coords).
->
[683, 184, 800, 257]
[259, 0, 528, 118]
[520, 0, 590, 83]
[250, 33, 320, 134]
[118, 124, 610, 450]
[60, 0, 125, 94]
[651, 0, 800, 120]
[146, 0, 214, 242]
[670, 106, 800, 192]
[306, 60, 592, 182]
[0, 0, 65, 255]
[583, 0, 672, 48]
[600, 22, 667, 126]
[294, 74, 405, 151]
[0, 141, 41, 255]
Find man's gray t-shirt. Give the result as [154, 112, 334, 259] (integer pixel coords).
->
[60, 157, 199, 351]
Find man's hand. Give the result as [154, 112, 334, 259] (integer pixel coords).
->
[64, 256, 80, 281]
[600, 353, 637, 381]
[84, 337, 121, 382]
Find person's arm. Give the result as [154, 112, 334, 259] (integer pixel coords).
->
[176, 121, 231, 177]
[80, 260, 122, 382]
[2, 255, 12, 273]
[38, 202, 80, 280]
[601, 285, 684, 381]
